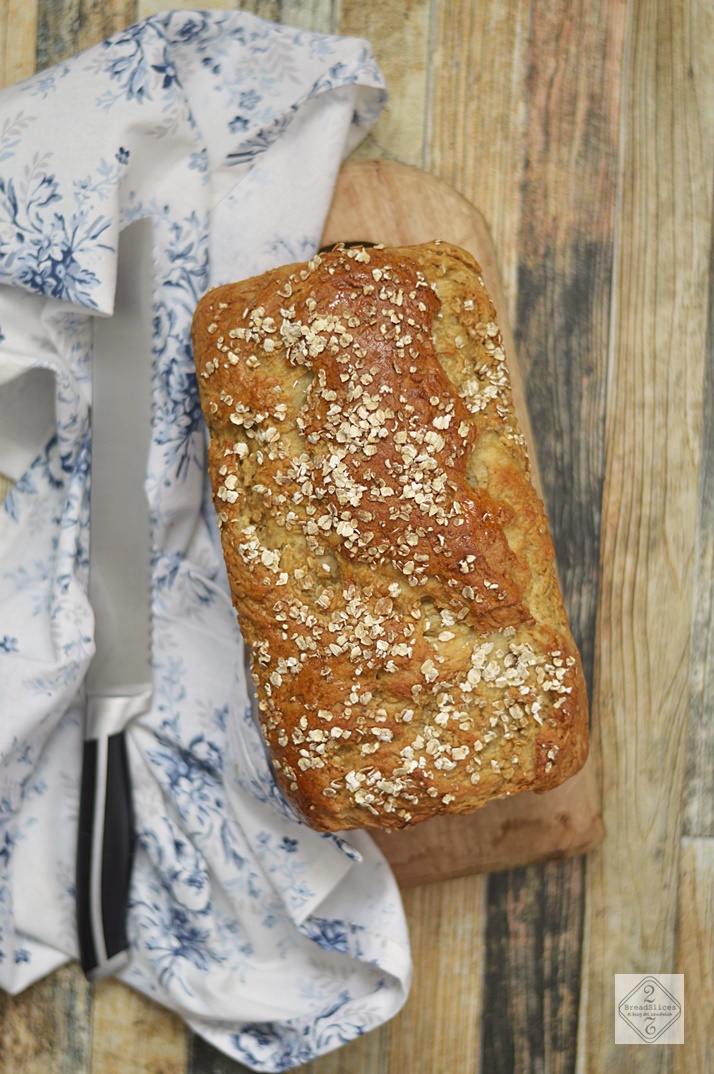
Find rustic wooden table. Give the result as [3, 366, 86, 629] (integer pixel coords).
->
[1, 2, 712, 1073]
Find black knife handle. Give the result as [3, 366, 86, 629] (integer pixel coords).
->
[76, 731, 135, 979]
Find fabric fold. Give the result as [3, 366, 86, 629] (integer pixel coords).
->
[0, 12, 410, 1072]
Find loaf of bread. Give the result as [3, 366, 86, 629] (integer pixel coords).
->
[191, 241, 588, 832]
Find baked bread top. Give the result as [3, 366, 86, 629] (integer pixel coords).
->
[191, 241, 588, 831]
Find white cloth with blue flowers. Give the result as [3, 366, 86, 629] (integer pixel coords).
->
[0, 11, 412, 1071]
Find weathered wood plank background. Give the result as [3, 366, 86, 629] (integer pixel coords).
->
[1, 1, 712, 1072]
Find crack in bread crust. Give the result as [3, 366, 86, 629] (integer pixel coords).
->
[192, 241, 589, 831]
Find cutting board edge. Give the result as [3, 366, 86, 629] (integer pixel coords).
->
[374, 817, 606, 889]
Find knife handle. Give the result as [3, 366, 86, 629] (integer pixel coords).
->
[76, 730, 135, 980]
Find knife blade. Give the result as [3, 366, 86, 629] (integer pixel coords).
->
[76, 218, 155, 981]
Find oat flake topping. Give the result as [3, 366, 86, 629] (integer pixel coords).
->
[192, 242, 589, 831]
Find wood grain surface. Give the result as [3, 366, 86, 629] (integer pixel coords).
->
[1, 2, 712, 1073]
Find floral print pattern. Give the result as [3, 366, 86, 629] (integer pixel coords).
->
[0, 12, 409, 1072]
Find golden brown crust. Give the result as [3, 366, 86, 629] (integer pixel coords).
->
[191, 242, 589, 831]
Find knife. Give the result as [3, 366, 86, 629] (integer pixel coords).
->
[76, 218, 155, 981]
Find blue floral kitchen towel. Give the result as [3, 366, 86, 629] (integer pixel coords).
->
[0, 11, 412, 1071]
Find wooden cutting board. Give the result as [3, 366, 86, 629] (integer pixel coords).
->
[321, 160, 604, 887]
